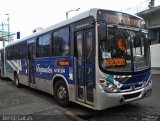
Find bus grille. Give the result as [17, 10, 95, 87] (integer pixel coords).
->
[123, 92, 141, 100]
[119, 71, 150, 92]
[120, 84, 143, 91]
[123, 73, 150, 84]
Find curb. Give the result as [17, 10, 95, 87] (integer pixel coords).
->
[64, 111, 86, 121]
[54, 106, 86, 121]
[151, 67, 160, 74]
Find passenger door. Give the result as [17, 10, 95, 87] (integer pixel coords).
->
[28, 44, 36, 87]
[75, 28, 94, 105]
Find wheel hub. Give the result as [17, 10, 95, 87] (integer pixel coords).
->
[57, 86, 67, 100]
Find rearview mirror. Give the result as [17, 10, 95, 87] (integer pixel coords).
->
[98, 23, 107, 41]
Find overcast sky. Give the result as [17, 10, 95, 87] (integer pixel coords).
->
[0, 0, 159, 47]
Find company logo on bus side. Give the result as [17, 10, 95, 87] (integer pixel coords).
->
[36, 64, 66, 74]
[36, 64, 53, 74]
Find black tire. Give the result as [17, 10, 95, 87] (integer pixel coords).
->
[14, 74, 21, 88]
[0, 70, 2, 78]
[0, 70, 4, 80]
[54, 80, 69, 107]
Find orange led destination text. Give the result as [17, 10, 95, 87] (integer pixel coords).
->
[106, 58, 126, 67]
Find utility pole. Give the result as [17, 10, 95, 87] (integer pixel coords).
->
[1, 22, 5, 47]
[5, 14, 10, 43]
[0, 14, 10, 47]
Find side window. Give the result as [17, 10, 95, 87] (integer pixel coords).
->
[7, 46, 14, 60]
[37, 33, 51, 57]
[53, 27, 70, 56]
[6, 47, 10, 60]
[19, 41, 27, 59]
[37, 37, 43, 57]
[43, 34, 51, 56]
[14, 45, 19, 59]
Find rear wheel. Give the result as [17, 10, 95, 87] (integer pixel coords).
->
[0, 70, 2, 78]
[0, 70, 4, 80]
[14, 73, 21, 88]
[54, 80, 69, 107]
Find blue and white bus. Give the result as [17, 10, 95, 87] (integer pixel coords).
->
[0, 8, 152, 110]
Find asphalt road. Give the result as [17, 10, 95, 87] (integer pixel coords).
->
[0, 79, 82, 121]
[0, 74, 160, 121]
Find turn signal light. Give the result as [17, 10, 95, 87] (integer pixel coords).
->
[57, 60, 70, 66]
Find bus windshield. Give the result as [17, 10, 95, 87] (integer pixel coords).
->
[100, 26, 150, 73]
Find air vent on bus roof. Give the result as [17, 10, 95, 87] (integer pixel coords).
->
[33, 27, 43, 33]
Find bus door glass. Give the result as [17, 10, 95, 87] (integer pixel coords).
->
[75, 28, 94, 105]
[28, 43, 36, 87]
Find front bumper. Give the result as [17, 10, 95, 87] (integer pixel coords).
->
[95, 80, 152, 110]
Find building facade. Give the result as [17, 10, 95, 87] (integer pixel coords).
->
[137, 5, 160, 68]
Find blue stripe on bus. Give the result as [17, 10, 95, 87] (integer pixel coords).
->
[121, 71, 150, 90]
[124, 71, 150, 84]
[18, 57, 96, 87]
[5, 62, 14, 73]
[34, 57, 74, 84]
[19, 59, 28, 75]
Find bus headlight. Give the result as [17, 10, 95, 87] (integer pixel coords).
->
[99, 79, 119, 93]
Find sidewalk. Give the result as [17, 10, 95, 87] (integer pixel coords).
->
[151, 67, 160, 74]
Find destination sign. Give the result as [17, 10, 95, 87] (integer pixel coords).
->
[103, 13, 143, 28]
[106, 58, 126, 67]
[97, 10, 145, 28]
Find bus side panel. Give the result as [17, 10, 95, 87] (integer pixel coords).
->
[19, 59, 29, 86]
[0, 61, 2, 77]
[4, 59, 28, 86]
[0, 61, 5, 78]
[5, 61, 16, 80]
[34, 57, 75, 96]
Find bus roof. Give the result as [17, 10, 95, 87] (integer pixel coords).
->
[6, 8, 99, 47]
[6, 8, 143, 47]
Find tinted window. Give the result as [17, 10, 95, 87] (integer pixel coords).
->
[19, 41, 27, 59]
[6, 42, 27, 60]
[53, 28, 70, 56]
[37, 33, 51, 57]
[14, 44, 19, 59]
[6, 46, 13, 60]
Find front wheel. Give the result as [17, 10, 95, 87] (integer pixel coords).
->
[54, 80, 69, 107]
